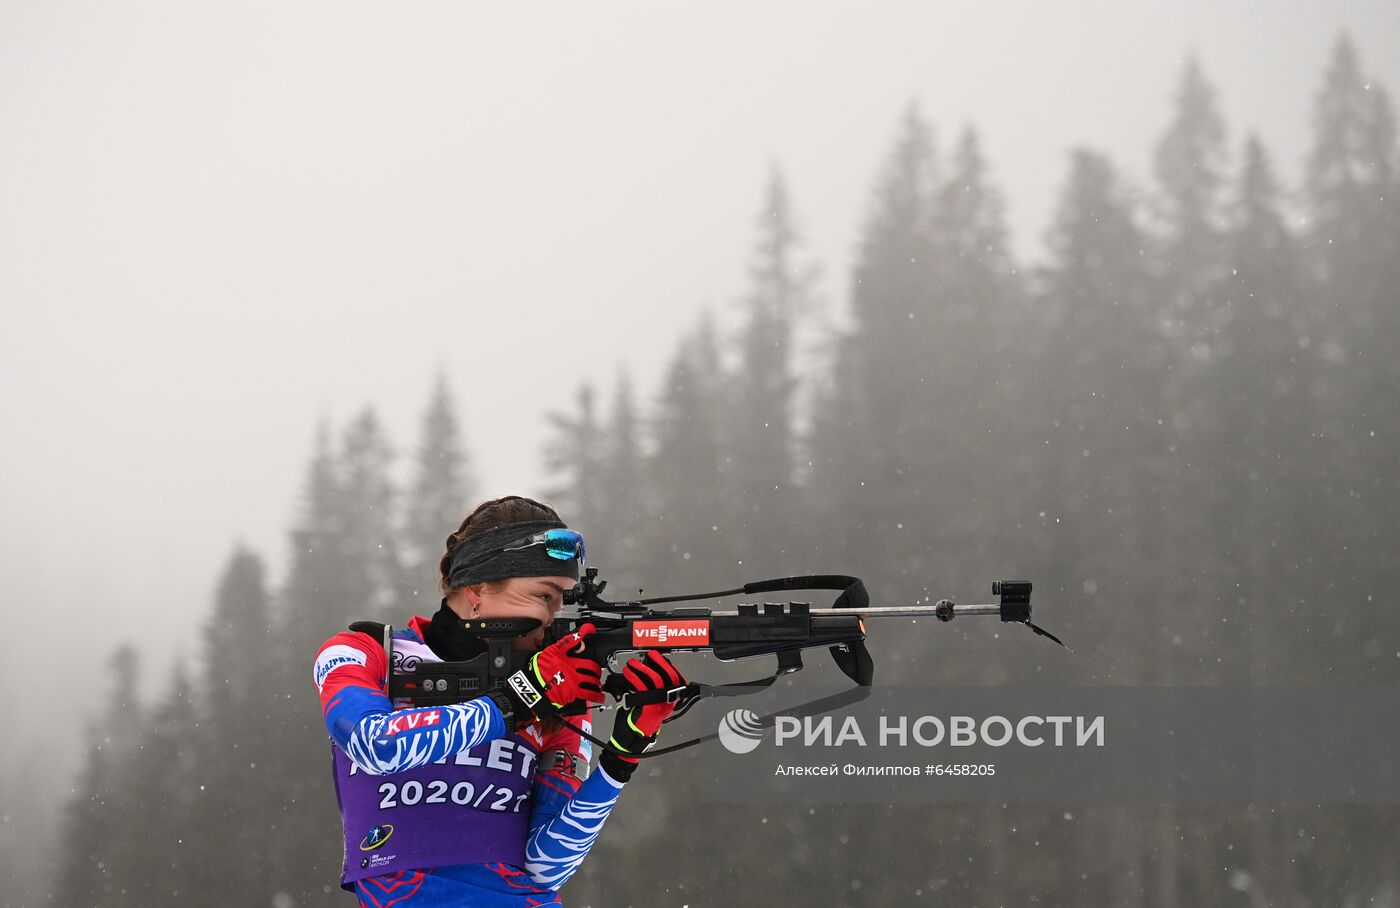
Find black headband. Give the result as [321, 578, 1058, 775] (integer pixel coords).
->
[444, 520, 581, 588]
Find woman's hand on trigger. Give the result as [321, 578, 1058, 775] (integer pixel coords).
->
[527, 623, 604, 709]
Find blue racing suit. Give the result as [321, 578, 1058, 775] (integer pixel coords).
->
[315, 615, 625, 906]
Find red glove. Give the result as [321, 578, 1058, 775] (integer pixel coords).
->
[528, 624, 604, 708]
[496, 625, 603, 727]
[621, 651, 687, 735]
[600, 652, 687, 782]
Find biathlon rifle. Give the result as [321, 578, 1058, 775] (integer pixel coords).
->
[376, 568, 1065, 756]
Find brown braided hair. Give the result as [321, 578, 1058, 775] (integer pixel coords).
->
[438, 496, 564, 596]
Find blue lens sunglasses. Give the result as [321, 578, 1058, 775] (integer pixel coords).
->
[501, 528, 586, 564]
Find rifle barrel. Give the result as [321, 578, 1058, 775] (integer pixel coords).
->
[557, 603, 1010, 622]
[708, 604, 1003, 618]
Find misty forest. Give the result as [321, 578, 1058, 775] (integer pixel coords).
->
[34, 36, 1400, 908]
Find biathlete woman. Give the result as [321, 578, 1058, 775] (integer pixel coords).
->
[313, 496, 685, 906]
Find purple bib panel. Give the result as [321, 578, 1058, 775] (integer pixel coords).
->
[333, 733, 539, 886]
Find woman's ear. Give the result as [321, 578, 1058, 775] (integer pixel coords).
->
[448, 586, 482, 619]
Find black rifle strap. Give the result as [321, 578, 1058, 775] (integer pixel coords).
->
[551, 684, 874, 758]
[742, 574, 869, 610]
[746, 575, 875, 686]
[603, 649, 804, 710]
[349, 620, 386, 638]
[632, 573, 867, 608]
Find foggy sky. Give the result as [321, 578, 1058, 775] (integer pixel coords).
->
[3, 0, 1398, 786]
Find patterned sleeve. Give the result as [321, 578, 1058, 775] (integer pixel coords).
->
[314, 631, 508, 775]
[522, 714, 627, 890]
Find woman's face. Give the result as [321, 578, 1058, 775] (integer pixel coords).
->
[456, 576, 574, 651]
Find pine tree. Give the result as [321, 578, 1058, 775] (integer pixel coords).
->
[194, 547, 276, 901]
[932, 127, 1018, 330]
[1038, 149, 1162, 662]
[649, 314, 733, 590]
[1306, 35, 1397, 290]
[274, 410, 401, 904]
[1153, 54, 1229, 339]
[1304, 34, 1400, 682]
[1215, 136, 1320, 678]
[264, 422, 364, 905]
[277, 423, 347, 654]
[730, 165, 815, 573]
[1210, 136, 1320, 898]
[924, 125, 1025, 587]
[1038, 148, 1165, 905]
[811, 105, 940, 592]
[540, 376, 662, 589]
[1150, 56, 1235, 696]
[599, 372, 651, 588]
[403, 373, 474, 607]
[919, 123, 1028, 904]
[804, 336, 865, 564]
[116, 664, 201, 905]
[543, 382, 606, 536]
[56, 646, 143, 908]
[203, 546, 273, 717]
[338, 407, 403, 625]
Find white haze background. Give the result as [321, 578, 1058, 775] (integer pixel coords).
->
[1, 0, 1398, 891]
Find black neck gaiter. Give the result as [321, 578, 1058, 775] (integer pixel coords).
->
[423, 600, 488, 662]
